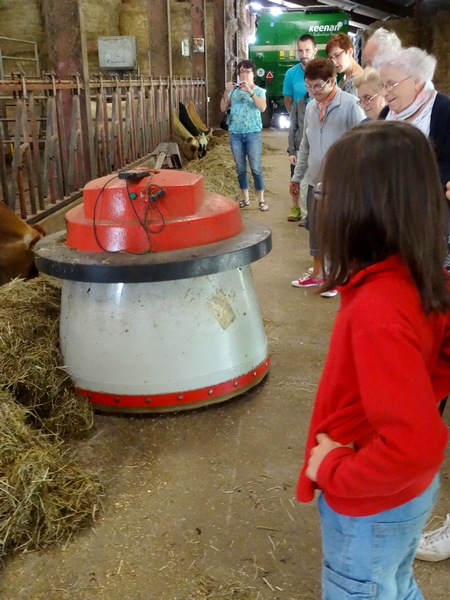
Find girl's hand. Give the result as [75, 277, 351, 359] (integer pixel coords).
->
[446, 181, 450, 202]
[240, 81, 252, 94]
[306, 433, 353, 482]
[225, 82, 235, 93]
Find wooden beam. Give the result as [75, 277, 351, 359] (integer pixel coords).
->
[191, 0, 205, 78]
[42, 0, 95, 180]
[213, 0, 226, 126]
[148, 0, 171, 77]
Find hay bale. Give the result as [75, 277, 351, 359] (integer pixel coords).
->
[431, 12, 450, 95]
[119, 0, 150, 76]
[82, 0, 121, 72]
[0, 0, 44, 50]
[0, 275, 93, 440]
[365, 19, 420, 48]
[0, 391, 42, 465]
[0, 0, 44, 76]
[0, 390, 102, 558]
[43, 386, 94, 440]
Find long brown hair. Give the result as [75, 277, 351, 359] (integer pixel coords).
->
[318, 120, 450, 314]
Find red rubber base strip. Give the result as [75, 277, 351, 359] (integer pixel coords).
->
[77, 356, 270, 412]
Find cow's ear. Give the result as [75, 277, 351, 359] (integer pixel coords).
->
[27, 233, 43, 250]
[32, 224, 47, 237]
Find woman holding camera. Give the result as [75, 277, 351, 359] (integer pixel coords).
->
[220, 59, 269, 211]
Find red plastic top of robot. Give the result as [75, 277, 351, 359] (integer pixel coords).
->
[65, 169, 244, 253]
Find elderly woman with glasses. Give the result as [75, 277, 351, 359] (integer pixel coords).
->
[375, 46, 450, 187]
[290, 57, 365, 295]
[353, 67, 386, 120]
[326, 33, 363, 97]
[220, 59, 269, 211]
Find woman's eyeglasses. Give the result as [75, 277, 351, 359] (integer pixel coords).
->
[328, 49, 345, 62]
[305, 79, 330, 92]
[381, 75, 413, 93]
[357, 92, 380, 107]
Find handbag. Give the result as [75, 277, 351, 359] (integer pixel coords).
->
[220, 108, 231, 131]
[220, 88, 236, 131]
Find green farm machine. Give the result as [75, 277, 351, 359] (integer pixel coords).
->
[249, 7, 349, 128]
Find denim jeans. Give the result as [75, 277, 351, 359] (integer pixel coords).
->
[229, 132, 264, 192]
[318, 475, 439, 600]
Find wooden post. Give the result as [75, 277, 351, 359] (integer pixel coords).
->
[42, 0, 95, 181]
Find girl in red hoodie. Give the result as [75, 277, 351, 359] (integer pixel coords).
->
[298, 120, 450, 599]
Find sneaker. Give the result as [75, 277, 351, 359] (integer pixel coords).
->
[291, 274, 324, 288]
[416, 514, 450, 562]
[298, 217, 307, 227]
[287, 206, 301, 221]
[320, 289, 338, 298]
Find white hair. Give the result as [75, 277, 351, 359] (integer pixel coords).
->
[373, 47, 437, 83]
[367, 27, 402, 55]
[353, 67, 382, 92]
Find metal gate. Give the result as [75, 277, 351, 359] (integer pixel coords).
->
[0, 73, 206, 221]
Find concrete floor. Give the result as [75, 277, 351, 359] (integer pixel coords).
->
[1, 130, 449, 599]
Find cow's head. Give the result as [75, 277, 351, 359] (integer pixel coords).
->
[180, 137, 199, 161]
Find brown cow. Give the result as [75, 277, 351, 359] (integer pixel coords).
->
[172, 113, 200, 161]
[187, 101, 212, 137]
[0, 203, 46, 285]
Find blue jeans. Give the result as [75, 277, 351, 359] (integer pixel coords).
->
[229, 132, 264, 192]
[318, 475, 439, 600]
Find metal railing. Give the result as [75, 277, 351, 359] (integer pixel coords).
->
[0, 73, 206, 220]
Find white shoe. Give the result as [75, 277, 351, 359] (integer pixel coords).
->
[416, 514, 450, 562]
[320, 289, 338, 298]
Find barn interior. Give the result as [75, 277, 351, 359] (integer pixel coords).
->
[1, 0, 450, 220]
[1, 1, 450, 598]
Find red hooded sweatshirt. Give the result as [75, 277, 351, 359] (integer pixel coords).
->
[297, 255, 450, 517]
